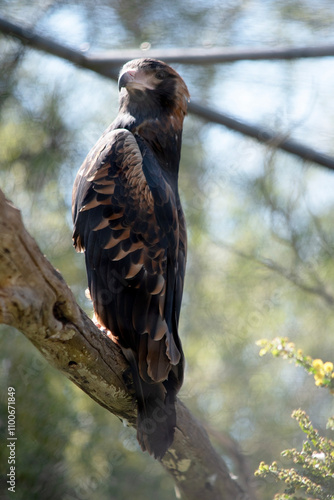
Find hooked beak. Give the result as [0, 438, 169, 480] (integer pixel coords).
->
[118, 69, 154, 92]
[118, 70, 136, 90]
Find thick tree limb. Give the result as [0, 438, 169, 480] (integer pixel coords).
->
[1, 15, 334, 171]
[0, 189, 248, 499]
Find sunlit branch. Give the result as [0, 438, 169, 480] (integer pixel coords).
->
[0, 189, 248, 500]
[1, 15, 334, 171]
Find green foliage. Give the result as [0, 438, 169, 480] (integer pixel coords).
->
[255, 340, 334, 499]
[256, 410, 334, 499]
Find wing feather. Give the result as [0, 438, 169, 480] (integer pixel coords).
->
[72, 127, 184, 384]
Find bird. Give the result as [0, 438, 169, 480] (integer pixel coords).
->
[72, 58, 189, 459]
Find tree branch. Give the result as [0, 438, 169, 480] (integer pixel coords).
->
[215, 240, 334, 307]
[80, 44, 334, 65]
[188, 102, 334, 171]
[1, 16, 334, 66]
[1, 15, 334, 171]
[0, 190, 248, 499]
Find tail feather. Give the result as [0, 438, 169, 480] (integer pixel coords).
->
[137, 387, 176, 459]
[123, 347, 177, 459]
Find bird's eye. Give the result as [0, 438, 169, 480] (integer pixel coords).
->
[155, 70, 168, 80]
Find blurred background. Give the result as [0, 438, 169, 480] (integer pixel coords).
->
[1, 1, 334, 498]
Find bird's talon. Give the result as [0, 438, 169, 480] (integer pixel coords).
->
[122, 366, 134, 391]
[93, 314, 119, 343]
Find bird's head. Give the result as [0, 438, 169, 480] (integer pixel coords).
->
[118, 58, 190, 125]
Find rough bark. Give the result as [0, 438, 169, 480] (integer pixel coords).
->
[0, 189, 248, 499]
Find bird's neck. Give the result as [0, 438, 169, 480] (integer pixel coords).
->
[114, 111, 184, 176]
[137, 117, 182, 170]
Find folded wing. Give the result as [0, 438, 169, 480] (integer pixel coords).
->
[72, 128, 185, 385]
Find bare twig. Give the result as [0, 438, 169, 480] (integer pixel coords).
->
[216, 240, 334, 307]
[257, 257, 334, 306]
[254, 160, 334, 298]
[0, 190, 248, 500]
[1, 15, 334, 171]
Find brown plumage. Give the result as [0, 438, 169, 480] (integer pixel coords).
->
[72, 58, 189, 459]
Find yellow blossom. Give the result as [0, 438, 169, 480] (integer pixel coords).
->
[312, 359, 324, 370]
[323, 362, 333, 373]
[314, 376, 324, 386]
[312, 359, 326, 386]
